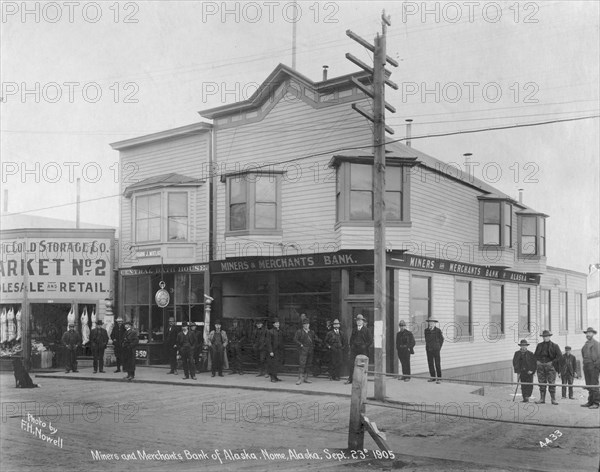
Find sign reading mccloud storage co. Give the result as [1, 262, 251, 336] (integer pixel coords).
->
[0, 238, 112, 297]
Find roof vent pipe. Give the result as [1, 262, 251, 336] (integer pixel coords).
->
[322, 65, 329, 81]
[405, 119, 413, 147]
[518, 188, 524, 204]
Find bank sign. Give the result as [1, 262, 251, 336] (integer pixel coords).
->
[0, 238, 112, 299]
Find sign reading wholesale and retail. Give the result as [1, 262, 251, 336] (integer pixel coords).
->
[210, 250, 540, 284]
[0, 238, 113, 297]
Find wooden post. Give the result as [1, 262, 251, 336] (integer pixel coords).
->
[348, 354, 369, 450]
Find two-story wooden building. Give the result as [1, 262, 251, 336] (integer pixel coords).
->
[110, 123, 212, 364]
[112, 64, 588, 380]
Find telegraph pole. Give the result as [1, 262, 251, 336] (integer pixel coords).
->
[347, 11, 398, 400]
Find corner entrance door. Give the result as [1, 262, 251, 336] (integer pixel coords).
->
[347, 302, 375, 370]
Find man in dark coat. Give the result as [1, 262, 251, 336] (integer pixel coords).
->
[581, 326, 600, 409]
[61, 323, 81, 373]
[325, 318, 346, 381]
[396, 320, 416, 381]
[253, 319, 268, 377]
[90, 319, 109, 373]
[121, 321, 139, 381]
[424, 318, 444, 383]
[346, 314, 372, 385]
[294, 316, 320, 385]
[176, 322, 197, 380]
[110, 317, 126, 373]
[534, 330, 562, 405]
[559, 346, 578, 399]
[228, 318, 245, 375]
[266, 318, 284, 382]
[190, 323, 203, 372]
[513, 339, 537, 402]
[164, 317, 179, 375]
[208, 320, 228, 377]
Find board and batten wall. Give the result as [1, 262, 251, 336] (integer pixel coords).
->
[118, 132, 211, 268]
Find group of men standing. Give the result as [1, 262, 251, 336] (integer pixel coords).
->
[395, 318, 444, 383]
[513, 327, 600, 409]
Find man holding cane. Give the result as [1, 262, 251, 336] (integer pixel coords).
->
[513, 339, 536, 402]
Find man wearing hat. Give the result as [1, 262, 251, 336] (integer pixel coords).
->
[110, 316, 126, 373]
[294, 315, 320, 385]
[581, 327, 600, 409]
[425, 319, 444, 383]
[513, 339, 537, 402]
[90, 319, 109, 373]
[252, 319, 268, 377]
[559, 346, 578, 399]
[121, 321, 139, 381]
[190, 323, 203, 372]
[176, 322, 197, 379]
[346, 314, 372, 385]
[533, 330, 562, 405]
[228, 318, 245, 375]
[396, 320, 416, 381]
[266, 318, 284, 382]
[61, 323, 81, 373]
[208, 320, 228, 377]
[164, 317, 179, 375]
[325, 319, 347, 381]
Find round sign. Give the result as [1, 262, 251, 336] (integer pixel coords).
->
[155, 281, 170, 308]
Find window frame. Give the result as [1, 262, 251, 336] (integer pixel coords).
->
[517, 214, 547, 258]
[224, 171, 283, 236]
[478, 198, 513, 248]
[490, 283, 505, 335]
[541, 288, 551, 331]
[455, 278, 473, 340]
[133, 189, 191, 244]
[331, 156, 416, 226]
[574, 292, 583, 330]
[559, 290, 568, 333]
[410, 274, 432, 343]
[519, 286, 531, 335]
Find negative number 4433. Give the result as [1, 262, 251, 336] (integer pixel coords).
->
[539, 430, 562, 447]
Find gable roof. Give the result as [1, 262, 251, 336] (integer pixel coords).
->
[199, 63, 371, 120]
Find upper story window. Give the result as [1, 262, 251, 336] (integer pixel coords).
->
[517, 213, 547, 257]
[134, 191, 190, 243]
[224, 172, 282, 234]
[331, 156, 417, 224]
[479, 198, 512, 247]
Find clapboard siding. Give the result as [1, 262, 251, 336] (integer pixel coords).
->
[117, 132, 211, 267]
[214, 93, 373, 257]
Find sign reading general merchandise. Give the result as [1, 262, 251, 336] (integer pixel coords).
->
[0, 238, 112, 298]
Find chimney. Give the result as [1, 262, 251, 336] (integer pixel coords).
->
[322, 65, 329, 81]
[518, 188, 524, 204]
[405, 119, 413, 147]
[463, 153, 473, 182]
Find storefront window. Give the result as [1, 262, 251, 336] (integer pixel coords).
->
[455, 279, 472, 338]
[519, 287, 531, 334]
[349, 269, 374, 294]
[410, 275, 431, 342]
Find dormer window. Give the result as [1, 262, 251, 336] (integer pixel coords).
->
[479, 198, 512, 247]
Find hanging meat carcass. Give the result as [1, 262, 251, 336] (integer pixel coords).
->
[81, 307, 90, 345]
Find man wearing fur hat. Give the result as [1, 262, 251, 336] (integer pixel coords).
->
[534, 330, 562, 405]
[581, 327, 600, 409]
[513, 339, 536, 402]
[90, 319, 109, 373]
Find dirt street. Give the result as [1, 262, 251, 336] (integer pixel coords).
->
[0, 373, 598, 471]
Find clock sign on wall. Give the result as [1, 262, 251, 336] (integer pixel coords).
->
[155, 281, 170, 308]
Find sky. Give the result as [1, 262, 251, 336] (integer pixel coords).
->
[1, 0, 598, 274]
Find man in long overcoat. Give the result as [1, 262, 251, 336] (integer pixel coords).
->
[164, 317, 179, 375]
[396, 320, 416, 381]
[424, 318, 444, 383]
[110, 317, 126, 373]
[122, 321, 139, 381]
[294, 316, 320, 385]
[346, 314, 372, 385]
[253, 319, 268, 377]
[61, 323, 81, 373]
[513, 339, 537, 402]
[228, 318, 245, 374]
[90, 319, 109, 373]
[176, 322, 197, 379]
[559, 346, 578, 399]
[325, 318, 346, 381]
[266, 318, 284, 382]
